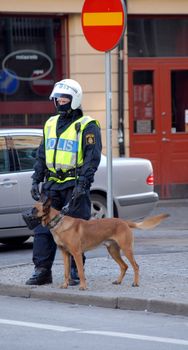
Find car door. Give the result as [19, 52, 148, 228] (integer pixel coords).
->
[0, 136, 20, 228]
[11, 134, 43, 227]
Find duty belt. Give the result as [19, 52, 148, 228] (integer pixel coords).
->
[48, 168, 81, 181]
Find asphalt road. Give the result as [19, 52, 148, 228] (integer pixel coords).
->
[0, 228, 188, 267]
[0, 295, 188, 350]
[1, 199, 188, 267]
[0, 203, 188, 318]
[0, 225, 188, 267]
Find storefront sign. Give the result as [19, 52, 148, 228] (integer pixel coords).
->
[2, 49, 53, 81]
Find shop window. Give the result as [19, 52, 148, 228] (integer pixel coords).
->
[0, 17, 64, 102]
[128, 17, 188, 57]
[0, 114, 50, 128]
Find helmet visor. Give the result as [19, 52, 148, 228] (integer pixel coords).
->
[49, 81, 77, 100]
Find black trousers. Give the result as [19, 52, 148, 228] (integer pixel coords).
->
[33, 186, 91, 270]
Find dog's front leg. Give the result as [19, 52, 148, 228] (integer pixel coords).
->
[59, 249, 70, 289]
[72, 252, 87, 290]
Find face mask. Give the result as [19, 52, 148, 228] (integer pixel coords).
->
[57, 101, 72, 114]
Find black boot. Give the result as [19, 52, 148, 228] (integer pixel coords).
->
[69, 267, 80, 286]
[25, 267, 52, 285]
[71, 267, 79, 280]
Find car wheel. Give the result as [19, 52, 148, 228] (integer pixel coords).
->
[0, 236, 30, 245]
[91, 194, 107, 219]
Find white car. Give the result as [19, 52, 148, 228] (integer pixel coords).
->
[0, 128, 158, 244]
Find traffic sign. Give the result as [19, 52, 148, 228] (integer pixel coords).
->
[0, 69, 19, 95]
[81, 0, 126, 52]
[30, 72, 54, 96]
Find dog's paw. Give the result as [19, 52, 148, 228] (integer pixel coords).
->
[132, 282, 139, 287]
[79, 285, 87, 291]
[60, 283, 68, 289]
[112, 280, 121, 285]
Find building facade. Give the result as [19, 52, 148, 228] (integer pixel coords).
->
[0, 0, 188, 198]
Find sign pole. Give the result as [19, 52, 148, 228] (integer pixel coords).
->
[105, 51, 113, 218]
[81, 0, 126, 219]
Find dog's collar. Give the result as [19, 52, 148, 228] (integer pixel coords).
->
[47, 213, 64, 229]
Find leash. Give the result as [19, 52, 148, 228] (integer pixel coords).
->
[71, 121, 81, 207]
[74, 121, 81, 187]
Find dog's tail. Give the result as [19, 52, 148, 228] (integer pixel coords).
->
[127, 213, 170, 230]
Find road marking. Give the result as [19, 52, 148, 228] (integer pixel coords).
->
[0, 318, 187, 346]
[79, 330, 188, 346]
[0, 319, 80, 332]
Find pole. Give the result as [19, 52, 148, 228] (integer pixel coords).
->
[105, 51, 113, 218]
[118, 37, 125, 157]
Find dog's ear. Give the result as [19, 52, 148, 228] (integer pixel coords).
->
[40, 193, 49, 205]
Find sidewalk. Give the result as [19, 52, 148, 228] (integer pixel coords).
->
[0, 200, 188, 317]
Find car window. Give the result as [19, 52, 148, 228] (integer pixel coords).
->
[12, 135, 42, 171]
[0, 137, 10, 173]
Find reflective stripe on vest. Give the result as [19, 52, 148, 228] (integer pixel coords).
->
[44, 115, 99, 183]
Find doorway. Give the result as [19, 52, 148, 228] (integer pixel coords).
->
[128, 58, 188, 199]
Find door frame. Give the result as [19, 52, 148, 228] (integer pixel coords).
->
[128, 58, 188, 198]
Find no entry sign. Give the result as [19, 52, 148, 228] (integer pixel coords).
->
[82, 0, 126, 52]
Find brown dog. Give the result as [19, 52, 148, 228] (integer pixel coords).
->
[33, 199, 169, 290]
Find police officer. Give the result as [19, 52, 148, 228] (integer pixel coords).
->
[26, 78, 102, 286]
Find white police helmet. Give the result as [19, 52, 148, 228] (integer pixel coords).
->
[49, 79, 82, 110]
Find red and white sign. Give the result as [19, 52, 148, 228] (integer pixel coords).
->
[82, 0, 126, 52]
[31, 72, 54, 96]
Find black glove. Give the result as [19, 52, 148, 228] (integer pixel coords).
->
[72, 182, 86, 201]
[31, 182, 40, 201]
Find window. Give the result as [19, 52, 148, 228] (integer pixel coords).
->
[171, 70, 188, 133]
[12, 135, 42, 171]
[0, 16, 68, 128]
[128, 17, 188, 57]
[0, 17, 63, 102]
[132, 71, 155, 134]
[0, 113, 50, 128]
[0, 137, 10, 173]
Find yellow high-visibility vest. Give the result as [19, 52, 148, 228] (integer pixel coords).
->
[44, 114, 99, 183]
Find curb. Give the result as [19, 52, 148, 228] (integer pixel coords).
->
[0, 283, 187, 317]
[157, 199, 188, 207]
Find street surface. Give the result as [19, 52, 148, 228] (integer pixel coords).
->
[0, 295, 188, 350]
[0, 226, 188, 267]
[1, 199, 188, 267]
[0, 205, 188, 349]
